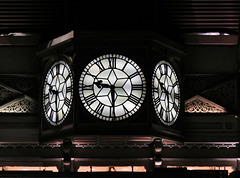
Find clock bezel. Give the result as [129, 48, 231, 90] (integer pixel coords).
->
[75, 49, 148, 123]
[41, 54, 74, 130]
[152, 58, 182, 126]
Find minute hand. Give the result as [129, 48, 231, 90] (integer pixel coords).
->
[160, 82, 170, 114]
[95, 80, 116, 118]
[110, 85, 116, 118]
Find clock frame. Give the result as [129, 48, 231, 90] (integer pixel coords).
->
[152, 58, 181, 126]
[41, 55, 74, 129]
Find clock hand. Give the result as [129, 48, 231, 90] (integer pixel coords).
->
[160, 82, 170, 122]
[110, 85, 116, 118]
[94, 80, 111, 88]
[48, 85, 60, 123]
[94, 80, 116, 117]
[55, 94, 58, 123]
[160, 82, 168, 95]
[49, 86, 59, 95]
[93, 80, 101, 88]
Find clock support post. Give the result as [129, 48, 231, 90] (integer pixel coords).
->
[153, 138, 163, 169]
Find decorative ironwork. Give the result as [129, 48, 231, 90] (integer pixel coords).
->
[185, 95, 227, 113]
[0, 75, 39, 114]
[202, 80, 236, 111]
[0, 97, 39, 113]
[163, 142, 237, 149]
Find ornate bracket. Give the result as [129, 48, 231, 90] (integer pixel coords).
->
[185, 95, 227, 113]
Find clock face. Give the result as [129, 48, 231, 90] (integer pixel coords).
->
[79, 54, 146, 121]
[42, 60, 74, 126]
[152, 60, 180, 126]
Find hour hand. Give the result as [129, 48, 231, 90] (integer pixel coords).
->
[49, 86, 58, 95]
[160, 82, 168, 94]
[94, 80, 103, 88]
[94, 80, 111, 88]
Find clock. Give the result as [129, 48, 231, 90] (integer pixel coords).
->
[42, 59, 74, 126]
[79, 54, 146, 121]
[152, 60, 181, 126]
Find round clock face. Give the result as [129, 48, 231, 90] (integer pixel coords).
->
[79, 54, 146, 121]
[42, 60, 74, 126]
[152, 60, 180, 126]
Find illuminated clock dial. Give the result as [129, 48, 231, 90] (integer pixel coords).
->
[79, 54, 146, 121]
[42, 60, 73, 126]
[152, 60, 181, 126]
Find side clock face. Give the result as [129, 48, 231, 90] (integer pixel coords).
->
[42, 60, 74, 126]
[79, 54, 146, 121]
[152, 60, 181, 126]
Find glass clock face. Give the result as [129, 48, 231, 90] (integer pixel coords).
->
[152, 60, 180, 126]
[42, 60, 73, 126]
[79, 54, 146, 121]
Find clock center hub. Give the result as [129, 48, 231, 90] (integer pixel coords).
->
[159, 75, 174, 112]
[93, 69, 131, 107]
[50, 75, 67, 112]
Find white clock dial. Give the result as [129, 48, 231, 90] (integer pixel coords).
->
[152, 60, 180, 126]
[79, 54, 146, 121]
[42, 60, 73, 126]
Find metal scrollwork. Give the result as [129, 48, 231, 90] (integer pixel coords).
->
[185, 95, 226, 113]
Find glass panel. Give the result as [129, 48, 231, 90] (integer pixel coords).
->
[116, 58, 126, 69]
[131, 75, 141, 84]
[89, 64, 101, 76]
[124, 63, 137, 76]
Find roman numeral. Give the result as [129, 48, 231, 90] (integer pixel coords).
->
[160, 64, 166, 75]
[56, 110, 59, 122]
[50, 111, 55, 121]
[122, 61, 128, 70]
[160, 107, 164, 118]
[128, 94, 139, 105]
[57, 110, 63, 123]
[83, 85, 93, 91]
[96, 61, 105, 71]
[95, 102, 105, 114]
[65, 73, 70, 81]
[152, 87, 158, 93]
[132, 84, 143, 90]
[50, 69, 54, 78]
[154, 97, 161, 107]
[166, 112, 170, 122]
[175, 93, 180, 100]
[66, 86, 72, 93]
[43, 93, 49, 100]
[85, 94, 97, 105]
[109, 57, 116, 68]
[109, 107, 115, 117]
[123, 105, 129, 114]
[173, 103, 178, 111]
[45, 102, 51, 112]
[86, 72, 96, 78]
[129, 72, 138, 79]
[64, 97, 71, 107]
[165, 65, 168, 75]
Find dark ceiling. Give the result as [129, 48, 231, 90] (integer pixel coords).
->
[0, 0, 239, 44]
